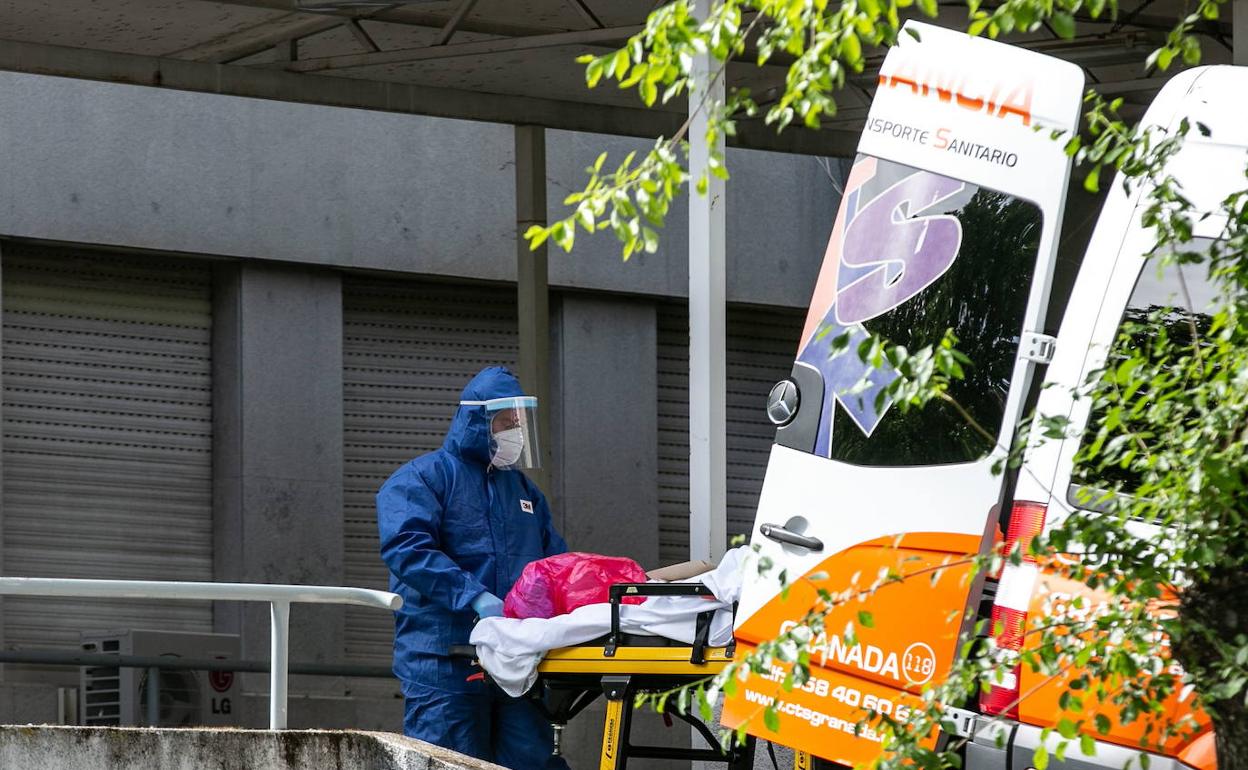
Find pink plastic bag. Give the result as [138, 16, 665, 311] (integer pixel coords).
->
[504, 552, 649, 619]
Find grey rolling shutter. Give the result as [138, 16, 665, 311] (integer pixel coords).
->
[657, 304, 805, 565]
[2, 244, 214, 650]
[342, 277, 518, 664]
[656, 306, 692, 563]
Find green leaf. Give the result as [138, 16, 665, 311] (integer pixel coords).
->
[612, 48, 630, 79]
[524, 224, 550, 250]
[1034, 744, 1049, 770]
[1084, 165, 1101, 193]
[1057, 718, 1078, 739]
[1182, 36, 1202, 65]
[1050, 12, 1076, 38]
[764, 705, 781, 733]
[639, 78, 658, 106]
[696, 685, 713, 721]
[858, 611, 875, 628]
[1080, 733, 1096, 757]
[843, 32, 863, 65]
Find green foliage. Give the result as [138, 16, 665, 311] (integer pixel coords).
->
[529, 0, 1226, 262]
[556, 0, 1247, 767]
[526, 0, 933, 259]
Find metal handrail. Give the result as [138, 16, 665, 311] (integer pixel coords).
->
[0, 577, 402, 729]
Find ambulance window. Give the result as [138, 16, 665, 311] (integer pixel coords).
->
[1067, 240, 1218, 507]
[811, 156, 1043, 466]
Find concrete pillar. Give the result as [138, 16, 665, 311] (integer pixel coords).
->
[550, 293, 690, 768]
[688, 0, 728, 562]
[1236, 0, 1247, 65]
[550, 294, 659, 565]
[516, 125, 553, 492]
[212, 261, 345, 725]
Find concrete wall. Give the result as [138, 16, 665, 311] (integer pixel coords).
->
[549, 292, 691, 770]
[0, 726, 501, 770]
[212, 261, 347, 720]
[546, 130, 842, 307]
[0, 67, 839, 764]
[0, 72, 516, 284]
[550, 293, 660, 567]
[0, 71, 839, 308]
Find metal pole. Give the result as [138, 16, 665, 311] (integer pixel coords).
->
[688, 0, 728, 563]
[0, 649, 394, 678]
[269, 601, 290, 729]
[146, 666, 161, 726]
[516, 124, 552, 492]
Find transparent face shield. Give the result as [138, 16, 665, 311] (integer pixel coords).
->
[461, 396, 541, 470]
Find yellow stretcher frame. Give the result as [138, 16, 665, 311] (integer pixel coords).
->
[460, 582, 818, 768]
[538, 644, 736, 675]
[530, 643, 754, 770]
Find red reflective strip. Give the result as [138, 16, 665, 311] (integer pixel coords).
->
[981, 502, 1046, 719]
[991, 605, 1026, 650]
[979, 668, 1021, 719]
[981, 600, 1024, 718]
[1006, 501, 1048, 563]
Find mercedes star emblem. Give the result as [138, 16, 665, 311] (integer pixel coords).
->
[766, 380, 799, 426]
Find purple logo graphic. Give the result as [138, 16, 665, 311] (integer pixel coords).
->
[837, 173, 964, 325]
[798, 320, 892, 453]
[799, 169, 966, 455]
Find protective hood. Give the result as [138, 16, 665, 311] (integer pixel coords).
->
[443, 366, 526, 466]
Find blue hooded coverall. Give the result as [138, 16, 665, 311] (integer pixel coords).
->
[377, 366, 570, 769]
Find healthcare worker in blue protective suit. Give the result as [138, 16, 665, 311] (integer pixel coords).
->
[377, 366, 570, 770]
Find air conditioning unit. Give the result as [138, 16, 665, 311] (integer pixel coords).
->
[80, 629, 241, 727]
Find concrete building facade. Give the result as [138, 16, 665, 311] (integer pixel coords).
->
[0, 69, 841, 764]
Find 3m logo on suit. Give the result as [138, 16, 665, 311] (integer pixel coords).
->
[520, 500, 534, 514]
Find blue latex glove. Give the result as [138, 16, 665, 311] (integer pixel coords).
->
[471, 592, 504, 619]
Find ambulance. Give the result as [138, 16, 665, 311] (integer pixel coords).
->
[723, 20, 1245, 770]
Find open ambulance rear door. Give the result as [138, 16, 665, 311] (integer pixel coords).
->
[723, 21, 1084, 766]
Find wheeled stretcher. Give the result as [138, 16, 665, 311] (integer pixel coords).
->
[455, 582, 756, 770]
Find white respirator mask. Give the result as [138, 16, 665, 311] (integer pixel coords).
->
[490, 427, 526, 469]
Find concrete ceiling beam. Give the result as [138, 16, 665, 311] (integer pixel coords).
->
[192, 0, 571, 38]
[167, 13, 346, 63]
[563, 0, 605, 29]
[0, 38, 860, 156]
[274, 23, 643, 72]
[433, 0, 482, 46]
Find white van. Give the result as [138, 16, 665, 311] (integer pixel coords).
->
[721, 20, 1241, 770]
[975, 64, 1248, 770]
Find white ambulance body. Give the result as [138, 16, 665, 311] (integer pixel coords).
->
[725, 19, 1245, 770]
[723, 20, 1084, 766]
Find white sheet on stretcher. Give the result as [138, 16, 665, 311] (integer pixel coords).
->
[469, 546, 749, 697]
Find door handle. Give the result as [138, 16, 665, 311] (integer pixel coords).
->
[759, 523, 824, 552]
